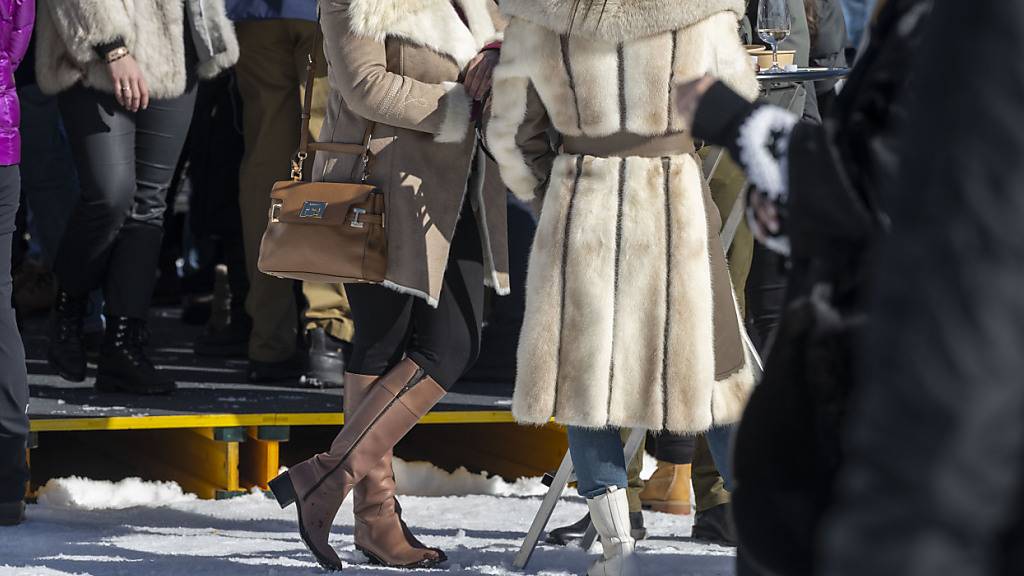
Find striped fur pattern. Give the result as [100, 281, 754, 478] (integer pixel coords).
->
[490, 5, 758, 433]
[490, 13, 760, 201]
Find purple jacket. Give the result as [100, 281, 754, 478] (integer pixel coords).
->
[0, 0, 34, 166]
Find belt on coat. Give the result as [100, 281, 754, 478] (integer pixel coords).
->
[560, 132, 696, 158]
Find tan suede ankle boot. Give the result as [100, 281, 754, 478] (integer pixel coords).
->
[269, 359, 447, 571]
[345, 372, 446, 567]
[639, 462, 692, 515]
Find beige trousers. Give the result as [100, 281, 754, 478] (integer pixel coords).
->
[235, 19, 353, 362]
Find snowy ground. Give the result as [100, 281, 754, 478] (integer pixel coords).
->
[0, 461, 735, 576]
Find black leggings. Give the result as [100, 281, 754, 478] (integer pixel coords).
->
[53, 83, 197, 319]
[345, 205, 485, 390]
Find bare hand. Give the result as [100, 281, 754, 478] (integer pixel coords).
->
[675, 75, 717, 128]
[748, 187, 781, 237]
[463, 50, 500, 101]
[108, 55, 150, 112]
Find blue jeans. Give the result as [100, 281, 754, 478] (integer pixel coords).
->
[568, 426, 629, 499]
[840, 0, 876, 48]
[705, 423, 736, 492]
[570, 423, 737, 498]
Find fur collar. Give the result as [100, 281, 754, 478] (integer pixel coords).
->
[500, 0, 745, 42]
[347, 0, 499, 68]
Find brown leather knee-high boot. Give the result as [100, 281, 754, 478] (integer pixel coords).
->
[269, 359, 446, 571]
[345, 372, 446, 567]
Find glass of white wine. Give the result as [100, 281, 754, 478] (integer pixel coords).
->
[758, 0, 792, 73]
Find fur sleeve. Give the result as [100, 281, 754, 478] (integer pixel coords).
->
[40, 0, 133, 66]
[708, 12, 760, 102]
[486, 18, 555, 201]
[320, 0, 471, 142]
[485, 0, 507, 42]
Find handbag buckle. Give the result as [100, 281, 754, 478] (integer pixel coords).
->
[350, 208, 367, 229]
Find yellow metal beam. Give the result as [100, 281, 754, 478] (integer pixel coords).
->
[240, 427, 280, 491]
[30, 410, 518, 432]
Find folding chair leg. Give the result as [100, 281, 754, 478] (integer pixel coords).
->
[513, 448, 575, 569]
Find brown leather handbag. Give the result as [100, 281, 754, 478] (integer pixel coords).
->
[257, 26, 387, 284]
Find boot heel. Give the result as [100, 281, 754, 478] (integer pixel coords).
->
[268, 472, 297, 508]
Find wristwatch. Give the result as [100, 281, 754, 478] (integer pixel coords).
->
[105, 46, 130, 63]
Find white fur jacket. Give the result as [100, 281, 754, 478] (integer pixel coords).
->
[35, 0, 239, 98]
[489, 0, 759, 433]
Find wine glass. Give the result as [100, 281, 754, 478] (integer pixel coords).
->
[757, 0, 792, 73]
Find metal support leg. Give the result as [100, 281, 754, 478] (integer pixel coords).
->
[513, 447, 575, 569]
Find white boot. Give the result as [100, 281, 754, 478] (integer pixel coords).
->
[586, 487, 639, 576]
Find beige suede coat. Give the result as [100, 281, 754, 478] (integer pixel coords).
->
[314, 0, 509, 306]
[489, 0, 759, 433]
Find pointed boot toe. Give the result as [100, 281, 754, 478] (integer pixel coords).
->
[270, 467, 346, 571]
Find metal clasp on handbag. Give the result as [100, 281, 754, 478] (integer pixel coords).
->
[350, 208, 367, 229]
[291, 152, 308, 181]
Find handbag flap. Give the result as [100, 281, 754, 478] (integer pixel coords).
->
[271, 180, 379, 225]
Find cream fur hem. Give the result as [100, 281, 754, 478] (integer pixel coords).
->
[381, 280, 440, 308]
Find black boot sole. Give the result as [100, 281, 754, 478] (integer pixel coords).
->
[269, 472, 345, 571]
[47, 348, 86, 383]
[356, 545, 447, 569]
[95, 373, 176, 396]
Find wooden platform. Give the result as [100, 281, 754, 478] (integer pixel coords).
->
[23, 308, 566, 499]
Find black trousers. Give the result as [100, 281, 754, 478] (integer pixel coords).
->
[53, 83, 197, 319]
[345, 206, 485, 391]
[0, 166, 28, 502]
[647, 432, 697, 465]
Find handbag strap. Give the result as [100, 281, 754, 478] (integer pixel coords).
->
[292, 17, 376, 182]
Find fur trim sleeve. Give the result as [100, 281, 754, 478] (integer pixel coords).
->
[41, 0, 133, 66]
[194, 0, 240, 79]
[435, 82, 473, 143]
[486, 19, 555, 201]
[707, 12, 760, 102]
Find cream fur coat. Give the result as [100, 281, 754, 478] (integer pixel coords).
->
[35, 0, 238, 98]
[489, 0, 760, 433]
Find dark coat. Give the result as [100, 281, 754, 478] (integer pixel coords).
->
[821, 0, 1024, 574]
[693, 0, 933, 574]
[808, 0, 848, 97]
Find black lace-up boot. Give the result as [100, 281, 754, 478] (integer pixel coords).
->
[47, 289, 88, 382]
[95, 316, 176, 395]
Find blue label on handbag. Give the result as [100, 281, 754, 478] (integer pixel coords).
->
[299, 201, 327, 219]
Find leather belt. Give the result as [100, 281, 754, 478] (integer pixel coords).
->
[561, 132, 695, 158]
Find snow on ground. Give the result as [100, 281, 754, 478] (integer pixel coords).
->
[0, 461, 735, 576]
